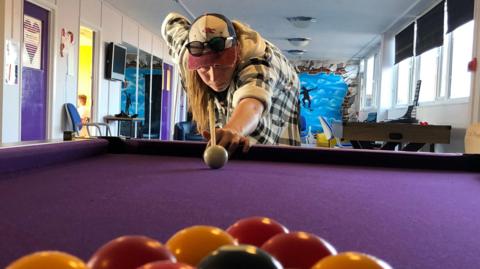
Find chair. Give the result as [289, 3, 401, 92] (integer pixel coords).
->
[173, 121, 204, 141]
[365, 112, 377, 123]
[63, 103, 111, 137]
[386, 80, 421, 123]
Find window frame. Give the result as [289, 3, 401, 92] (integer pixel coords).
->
[393, 57, 414, 107]
[414, 47, 442, 104]
[448, 20, 475, 100]
[360, 53, 379, 110]
[392, 19, 473, 108]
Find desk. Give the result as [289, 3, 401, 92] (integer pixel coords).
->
[104, 116, 144, 138]
[332, 122, 451, 151]
[0, 138, 479, 268]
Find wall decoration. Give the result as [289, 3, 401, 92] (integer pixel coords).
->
[60, 28, 75, 75]
[292, 60, 359, 136]
[121, 53, 138, 116]
[298, 72, 348, 134]
[23, 15, 42, 69]
[5, 40, 19, 85]
[60, 28, 74, 57]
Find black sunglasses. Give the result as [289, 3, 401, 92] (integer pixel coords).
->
[186, 36, 236, 56]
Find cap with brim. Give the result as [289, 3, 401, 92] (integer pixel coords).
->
[187, 46, 236, 70]
[187, 13, 237, 70]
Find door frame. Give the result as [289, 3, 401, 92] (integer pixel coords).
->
[77, 22, 101, 126]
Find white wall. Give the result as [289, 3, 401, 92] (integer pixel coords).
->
[0, 0, 23, 143]
[99, 2, 122, 134]
[52, 0, 80, 139]
[80, 0, 101, 28]
[377, 32, 395, 122]
[0, 0, 173, 142]
[470, 0, 480, 123]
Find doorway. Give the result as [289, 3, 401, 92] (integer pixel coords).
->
[77, 26, 94, 136]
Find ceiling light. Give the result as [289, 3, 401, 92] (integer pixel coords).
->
[287, 16, 316, 28]
[287, 49, 306, 55]
[287, 38, 311, 47]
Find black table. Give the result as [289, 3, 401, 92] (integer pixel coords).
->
[332, 122, 451, 151]
[104, 116, 144, 138]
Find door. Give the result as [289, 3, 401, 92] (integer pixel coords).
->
[22, 1, 49, 141]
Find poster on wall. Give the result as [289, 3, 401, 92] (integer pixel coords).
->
[5, 40, 19, 85]
[23, 15, 42, 69]
[60, 28, 75, 75]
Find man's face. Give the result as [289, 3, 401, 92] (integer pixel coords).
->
[196, 64, 236, 92]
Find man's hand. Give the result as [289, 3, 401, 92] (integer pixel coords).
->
[202, 128, 250, 155]
[202, 97, 263, 155]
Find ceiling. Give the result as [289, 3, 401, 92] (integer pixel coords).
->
[104, 0, 437, 61]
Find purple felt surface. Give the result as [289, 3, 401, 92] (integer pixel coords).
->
[1, 151, 480, 268]
[0, 139, 108, 174]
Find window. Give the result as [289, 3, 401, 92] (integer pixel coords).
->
[396, 58, 413, 105]
[363, 55, 376, 107]
[439, 30, 451, 98]
[392, 0, 475, 107]
[417, 48, 440, 102]
[449, 21, 474, 98]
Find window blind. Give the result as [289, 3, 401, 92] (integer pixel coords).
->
[395, 23, 415, 64]
[416, 1, 445, 55]
[447, 0, 474, 33]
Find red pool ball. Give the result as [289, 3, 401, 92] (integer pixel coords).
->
[226, 216, 289, 247]
[261, 231, 337, 269]
[88, 235, 175, 269]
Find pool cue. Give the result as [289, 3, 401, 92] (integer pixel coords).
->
[208, 98, 216, 146]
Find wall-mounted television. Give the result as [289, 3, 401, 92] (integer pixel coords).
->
[105, 42, 127, 81]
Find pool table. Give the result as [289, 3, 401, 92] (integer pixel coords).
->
[0, 137, 479, 268]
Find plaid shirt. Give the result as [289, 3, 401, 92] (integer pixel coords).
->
[162, 13, 301, 146]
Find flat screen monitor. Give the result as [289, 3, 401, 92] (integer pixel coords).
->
[105, 42, 126, 81]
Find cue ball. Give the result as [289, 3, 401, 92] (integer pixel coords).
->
[203, 145, 229, 169]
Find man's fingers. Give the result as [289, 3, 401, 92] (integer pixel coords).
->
[202, 130, 210, 140]
[227, 137, 240, 156]
[206, 128, 250, 155]
[242, 138, 251, 153]
[217, 132, 232, 150]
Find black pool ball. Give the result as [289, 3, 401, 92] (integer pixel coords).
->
[198, 245, 283, 269]
[203, 145, 228, 169]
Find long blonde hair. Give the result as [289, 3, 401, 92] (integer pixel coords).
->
[184, 66, 210, 133]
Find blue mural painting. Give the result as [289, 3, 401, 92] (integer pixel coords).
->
[121, 66, 161, 119]
[299, 72, 348, 134]
[121, 66, 137, 116]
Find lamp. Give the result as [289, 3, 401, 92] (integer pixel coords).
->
[287, 16, 316, 28]
[287, 38, 311, 47]
[287, 49, 306, 55]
